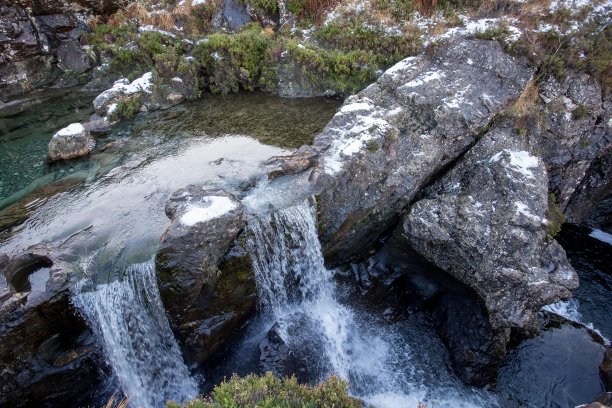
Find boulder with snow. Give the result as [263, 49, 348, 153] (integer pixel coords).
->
[307, 39, 535, 264]
[92, 72, 154, 117]
[156, 185, 256, 366]
[47, 123, 95, 162]
[393, 124, 579, 332]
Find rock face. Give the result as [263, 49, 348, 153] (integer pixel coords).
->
[0, 244, 105, 408]
[156, 185, 256, 366]
[47, 122, 95, 161]
[565, 148, 612, 232]
[308, 39, 535, 264]
[0, 1, 117, 100]
[527, 73, 611, 212]
[395, 124, 578, 332]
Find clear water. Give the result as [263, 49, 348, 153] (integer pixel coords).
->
[73, 260, 198, 407]
[0, 89, 96, 201]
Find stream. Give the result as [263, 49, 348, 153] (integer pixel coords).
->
[0, 91, 610, 408]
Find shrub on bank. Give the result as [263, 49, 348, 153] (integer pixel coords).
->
[167, 372, 364, 407]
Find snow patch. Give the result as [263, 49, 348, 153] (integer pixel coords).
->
[489, 149, 539, 179]
[180, 196, 237, 226]
[56, 123, 85, 137]
[139, 25, 176, 38]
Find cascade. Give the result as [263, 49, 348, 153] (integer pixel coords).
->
[73, 260, 198, 408]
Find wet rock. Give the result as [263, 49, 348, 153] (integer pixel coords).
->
[264, 145, 319, 180]
[156, 185, 256, 366]
[0, 2, 119, 100]
[0, 244, 105, 408]
[259, 315, 329, 384]
[565, 148, 612, 232]
[308, 39, 535, 264]
[396, 124, 578, 332]
[432, 292, 510, 386]
[47, 122, 95, 161]
[83, 115, 113, 135]
[602, 347, 612, 391]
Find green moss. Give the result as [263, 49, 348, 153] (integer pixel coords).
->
[167, 372, 364, 408]
[547, 193, 566, 237]
[473, 24, 510, 42]
[366, 139, 380, 152]
[571, 105, 591, 120]
[110, 96, 143, 121]
[242, 0, 278, 14]
[314, 16, 421, 65]
[193, 24, 276, 94]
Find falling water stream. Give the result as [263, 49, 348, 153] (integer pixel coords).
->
[246, 200, 495, 407]
[72, 260, 198, 407]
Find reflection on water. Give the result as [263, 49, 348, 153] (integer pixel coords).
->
[0, 92, 340, 274]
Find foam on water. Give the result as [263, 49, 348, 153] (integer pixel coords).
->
[72, 260, 198, 407]
[247, 199, 497, 407]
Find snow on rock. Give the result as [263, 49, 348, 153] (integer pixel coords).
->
[489, 149, 540, 179]
[139, 25, 176, 38]
[93, 72, 153, 115]
[180, 196, 238, 226]
[56, 123, 86, 137]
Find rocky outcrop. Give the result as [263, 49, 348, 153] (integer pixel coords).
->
[565, 148, 612, 232]
[527, 73, 611, 212]
[394, 124, 578, 332]
[47, 122, 95, 161]
[0, 244, 105, 407]
[307, 39, 535, 264]
[156, 185, 256, 366]
[0, 1, 118, 101]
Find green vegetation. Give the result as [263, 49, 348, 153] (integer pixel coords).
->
[167, 372, 364, 407]
[546, 193, 566, 237]
[314, 16, 421, 65]
[571, 105, 591, 121]
[110, 96, 143, 121]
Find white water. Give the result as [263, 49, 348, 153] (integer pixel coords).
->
[247, 200, 494, 407]
[72, 260, 198, 407]
[543, 299, 610, 345]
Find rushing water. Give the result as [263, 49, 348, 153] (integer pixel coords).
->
[73, 260, 198, 407]
[245, 200, 494, 407]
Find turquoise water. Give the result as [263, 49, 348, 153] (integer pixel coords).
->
[0, 89, 97, 202]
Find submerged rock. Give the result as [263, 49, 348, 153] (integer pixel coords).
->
[396, 124, 578, 332]
[308, 39, 535, 264]
[156, 185, 256, 366]
[47, 123, 95, 161]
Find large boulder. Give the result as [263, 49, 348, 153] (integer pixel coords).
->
[47, 122, 95, 161]
[156, 185, 256, 366]
[306, 39, 535, 264]
[393, 124, 578, 332]
[0, 244, 105, 408]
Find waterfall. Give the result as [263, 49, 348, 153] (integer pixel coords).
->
[72, 260, 198, 408]
[247, 201, 408, 395]
[246, 200, 497, 408]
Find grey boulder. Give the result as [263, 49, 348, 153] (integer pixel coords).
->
[47, 122, 94, 161]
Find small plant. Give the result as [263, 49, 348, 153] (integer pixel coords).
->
[366, 139, 380, 152]
[167, 372, 364, 407]
[546, 193, 566, 237]
[571, 105, 591, 120]
[111, 96, 143, 121]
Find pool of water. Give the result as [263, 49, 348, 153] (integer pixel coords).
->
[0, 89, 97, 202]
